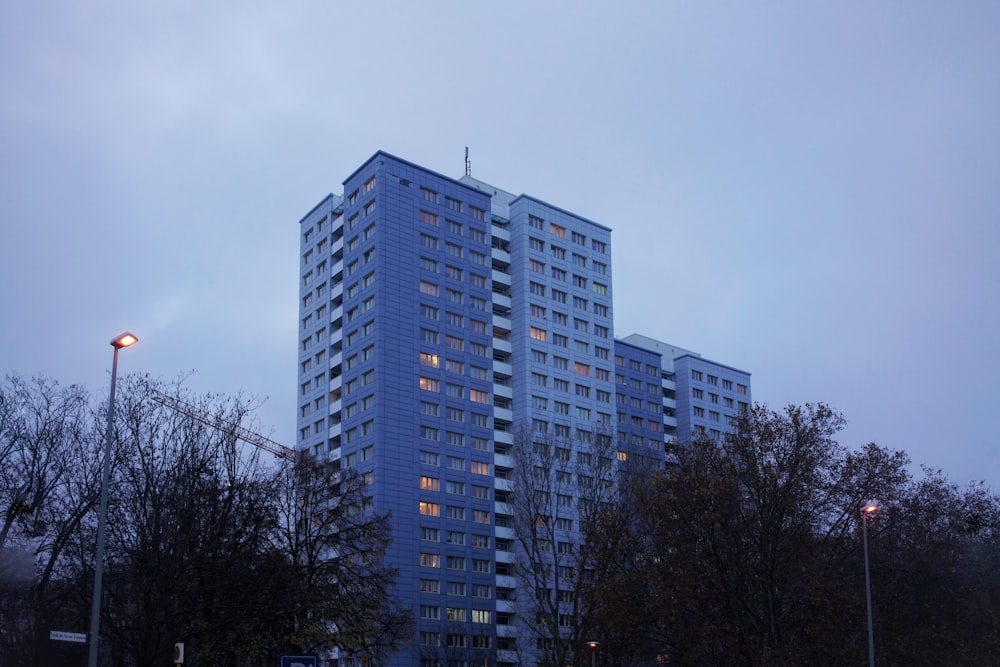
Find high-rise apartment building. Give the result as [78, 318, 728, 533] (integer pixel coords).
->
[296, 151, 750, 667]
[621, 334, 752, 446]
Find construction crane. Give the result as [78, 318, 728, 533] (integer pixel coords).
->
[150, 390, 297, 462]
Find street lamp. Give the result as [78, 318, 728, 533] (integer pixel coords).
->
[586, 640, 600, 667]
[862, 500, 879, 667]
[88, 332, 138, 667]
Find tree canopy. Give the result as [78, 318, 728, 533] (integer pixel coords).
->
[596, 403, 1000, 666]
[0, 373, 409, 667]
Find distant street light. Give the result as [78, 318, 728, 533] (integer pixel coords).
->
[862, 500, 879, 667]
[88, 332, 138, 667]
[586, 640, 600, 667]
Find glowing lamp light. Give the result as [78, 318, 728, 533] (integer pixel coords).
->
[112, 332, 139, 348]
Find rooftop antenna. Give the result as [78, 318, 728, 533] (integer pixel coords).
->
[465, 146, 471, 176]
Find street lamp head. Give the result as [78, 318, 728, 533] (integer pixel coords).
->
[862, 500, 880, 515]
[111, 332, 138, 349]
[587, 641, 600, 649]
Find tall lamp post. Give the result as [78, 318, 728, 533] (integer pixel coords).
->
[862, 500, 879, 667]
[586, 640, 600, 667]
[88, 332, 138, 667]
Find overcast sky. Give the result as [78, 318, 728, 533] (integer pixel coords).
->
[2, 2, 997, 487]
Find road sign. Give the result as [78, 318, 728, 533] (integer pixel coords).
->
[280, 655, 318, 667]
[50, 630, 87, 643]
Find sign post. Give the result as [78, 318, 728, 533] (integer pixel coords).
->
[50, 630, 87, 643]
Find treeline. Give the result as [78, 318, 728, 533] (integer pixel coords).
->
[573, 403, 1000, 666]
[0, 374, 410, 667]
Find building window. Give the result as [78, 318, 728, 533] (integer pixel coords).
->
[420, 210, 439, 227]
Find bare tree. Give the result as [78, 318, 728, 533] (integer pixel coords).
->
[618, 402, 1000, 666]
[0, 374, 100, 667]
[268, 452, 411, 665]
[509, 423, 633, 667]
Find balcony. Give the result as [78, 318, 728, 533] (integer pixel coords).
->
[492, 291, 512, 312]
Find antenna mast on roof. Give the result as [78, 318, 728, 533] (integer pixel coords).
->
[465, 146, 471, 176]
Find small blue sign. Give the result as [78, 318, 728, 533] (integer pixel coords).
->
[280, 655, 318, 667]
